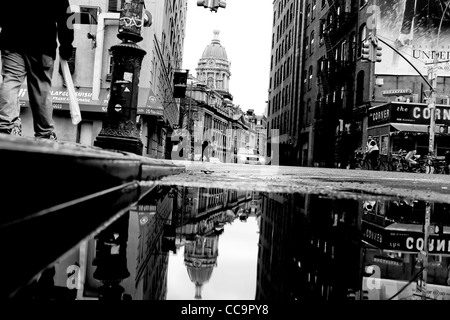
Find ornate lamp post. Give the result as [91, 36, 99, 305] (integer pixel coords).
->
[94, 0, 150, 155]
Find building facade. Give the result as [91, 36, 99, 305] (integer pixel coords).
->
[172, 31, 267, 162]
[267, 0, 304, 166]
[275, 0, 450, 167]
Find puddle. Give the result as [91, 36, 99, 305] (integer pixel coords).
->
[9, 185, 450, 300]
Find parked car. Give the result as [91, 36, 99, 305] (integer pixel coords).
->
[236, 147, 266, 165]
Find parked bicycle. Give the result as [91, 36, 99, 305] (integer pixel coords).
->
[389, 151, 445, 174]
[354, 150, 391, 171]
[422, 156, 449, 174]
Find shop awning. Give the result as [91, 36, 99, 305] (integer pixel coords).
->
[390, 123, 428, 133]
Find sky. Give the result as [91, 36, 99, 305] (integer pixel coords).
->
[166, 216, 259, 300]
[182, 0, 273, 117]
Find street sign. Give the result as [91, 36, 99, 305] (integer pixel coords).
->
[382, 89, 412, 96]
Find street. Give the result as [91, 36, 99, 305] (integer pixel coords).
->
[161, 161, 450, 204]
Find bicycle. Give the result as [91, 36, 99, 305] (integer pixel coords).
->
[355, 152, 390, 171]
[422, 156, 449, 174]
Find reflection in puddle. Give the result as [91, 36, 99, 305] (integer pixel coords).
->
[11, 186, 450, 300]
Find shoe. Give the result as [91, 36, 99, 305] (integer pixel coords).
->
[11, 126, 22, 136]
[0, 125, 22, 136]
[36, 132, 57, 141]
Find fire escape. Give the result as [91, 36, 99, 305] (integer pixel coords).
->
[317, 0, 358, 166]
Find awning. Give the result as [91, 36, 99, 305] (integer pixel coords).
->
[390, 123, 428, 133]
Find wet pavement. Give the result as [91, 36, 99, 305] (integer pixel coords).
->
[9, 162, 450, 301]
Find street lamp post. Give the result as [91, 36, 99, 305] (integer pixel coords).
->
[94, 0, 148, 155]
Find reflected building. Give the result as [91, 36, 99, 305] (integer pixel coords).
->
[360, 199, 450, 300]
[65, 185, 174, 300]
[256, 193, 361, 300]
[184, 234, 220, 300]
[171, 186, 254, 298]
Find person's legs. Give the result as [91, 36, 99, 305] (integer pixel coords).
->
[0, 50, 27, 135]
[23, 53, 56, 139]
[370, 151, 379, 168]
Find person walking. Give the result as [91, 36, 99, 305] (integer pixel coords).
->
[201, 140, 210, 162]
[0, 0, 75, 139]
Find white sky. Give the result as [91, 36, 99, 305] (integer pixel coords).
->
[166, 217, 259, 300]
[182, 0, 273, 117]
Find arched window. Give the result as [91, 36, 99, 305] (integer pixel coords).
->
[207, 77, 214, 88]
[310, 30, 315, 55]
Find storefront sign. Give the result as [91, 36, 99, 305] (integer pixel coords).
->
[368, 103, 450, 127]
[19, 85, 164, 116]
[373, 255, 403, 267]
[19, 86, 109, 112]
[139, 88, 164, 116]
[368, 104, 391, 126]
[382, 89, 412, 96]
[391, 103, 450, 125]
[362, 221, 450, 255]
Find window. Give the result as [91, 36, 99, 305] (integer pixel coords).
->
[341, 40, 347, 63]
[319, 20, 325, 45]
[106, 54, 113, 81]
[108, 0, 123, 12]
[306, 3, 311, 25]
[356, 71, 364, 104]
[308, 66, 313, 90]
[306, 99, 312, 120]
[349, 32, 356, 61]
[310, 30, 315, 55]
[358, 24, 367, 57]
[305, 36, 309, 55]
[72, 6, 99, 25]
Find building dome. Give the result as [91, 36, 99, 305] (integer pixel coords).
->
[201, 30, 228, 60]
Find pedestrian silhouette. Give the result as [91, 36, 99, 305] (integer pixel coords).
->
[0, 0, 75, 139]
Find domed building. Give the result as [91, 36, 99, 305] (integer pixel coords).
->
[195, 30, 232, 100]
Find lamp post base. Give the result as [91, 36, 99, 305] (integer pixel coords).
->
[94, 136, 143, 155]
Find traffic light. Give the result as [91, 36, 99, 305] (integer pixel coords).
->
[361, 40, 372, 62]
[439, 124, 449, 134]
[211, 0, 226, 11]
[197, 0, 208, 8]
[375, 44, 382, 62]
[197, 0, 226, 12]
